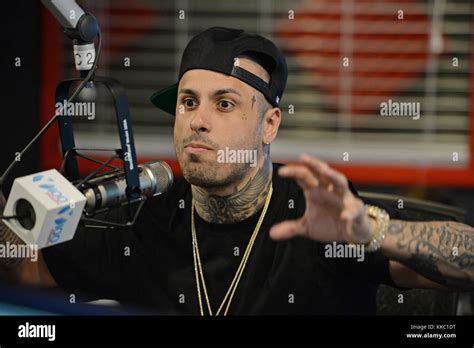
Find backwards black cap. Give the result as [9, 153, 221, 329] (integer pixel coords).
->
[150, 27, 288, 115]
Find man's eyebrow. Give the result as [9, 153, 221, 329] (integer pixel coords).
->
[213, 88, 242, 97]
[178, 88, 197, 95]
[177, 88, 242, 97]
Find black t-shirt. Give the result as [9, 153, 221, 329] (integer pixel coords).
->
[42, 163, 403, 315]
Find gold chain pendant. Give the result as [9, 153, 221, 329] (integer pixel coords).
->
[191, 183, 273, 316]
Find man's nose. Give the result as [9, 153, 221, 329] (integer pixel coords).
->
[190, 101, 212, 133]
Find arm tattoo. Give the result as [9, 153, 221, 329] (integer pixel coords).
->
[386, 220, 474, 289]
[192, 159, 272, 224]
[251, 95, 256, 109]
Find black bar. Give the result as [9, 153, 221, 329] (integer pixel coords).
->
[0, 315, 472, 345]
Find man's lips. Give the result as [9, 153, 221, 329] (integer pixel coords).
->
[184, 142, 213, 153]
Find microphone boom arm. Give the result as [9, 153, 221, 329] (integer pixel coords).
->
[55, 76, 142, 215]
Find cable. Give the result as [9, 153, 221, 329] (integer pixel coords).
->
[0, 214, 27, 220]
[0, 31, 102, 190]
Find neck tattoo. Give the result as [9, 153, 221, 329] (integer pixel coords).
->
[192, 159, 272, 224]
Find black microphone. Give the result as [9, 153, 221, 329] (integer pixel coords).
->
[82, 161, 173, 214]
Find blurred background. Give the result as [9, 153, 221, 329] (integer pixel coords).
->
[2, 0, 473, 222]
[1, 0, 473, 315]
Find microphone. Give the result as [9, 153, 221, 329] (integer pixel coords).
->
[2, 169, 87, 249]
[82, 161, 173, 214]
[1, 161, 173, 249]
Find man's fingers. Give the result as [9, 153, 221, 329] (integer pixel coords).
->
[278, 165, 319, 191]
[322, 167, 349, 195]
[300, 154, 348, 195]
[269, 219, 307, 240]
[298, 154, 331, 188]
[300, 154, 328, 175]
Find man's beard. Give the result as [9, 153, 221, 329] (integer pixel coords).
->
[182, 159, 249, 189]
[175, 133, 259, 189]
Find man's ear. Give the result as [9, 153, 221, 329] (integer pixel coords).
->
[262, 107, 281, 145]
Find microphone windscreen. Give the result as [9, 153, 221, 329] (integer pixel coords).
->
[141, 161, 174, 196]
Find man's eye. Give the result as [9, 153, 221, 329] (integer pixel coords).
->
[183, 98, 196, 108]
[218, 100, 234, 110]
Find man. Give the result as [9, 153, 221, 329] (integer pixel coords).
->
[1, 27, 473, 315]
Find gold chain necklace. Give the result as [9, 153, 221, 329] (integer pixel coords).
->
[191, 183, 273, 316]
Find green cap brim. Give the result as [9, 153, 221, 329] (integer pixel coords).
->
[150, 83, 178, 116]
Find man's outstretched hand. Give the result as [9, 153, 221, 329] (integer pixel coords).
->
[270, 154, 374, 244]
